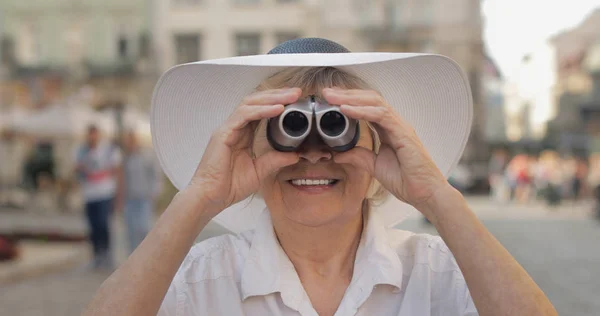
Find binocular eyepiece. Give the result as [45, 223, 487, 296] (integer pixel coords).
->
[267, 96, 360, 152]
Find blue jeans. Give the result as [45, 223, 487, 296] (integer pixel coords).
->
[85, 199, 113, 263]
[124, 199, 153, 254]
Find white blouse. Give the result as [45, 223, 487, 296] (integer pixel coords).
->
[158, 209, 478, 316]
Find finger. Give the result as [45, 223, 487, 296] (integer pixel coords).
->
[243, 88, 302, 106]
[254, 151, 300, 180]
[217, 105, 283, 147]
[340, 104, 416, 151]
[339, 104, 390, 125]
[333, 146, 376, 175]
[228, 104, 284, 131]
[322, 88, 382, 107]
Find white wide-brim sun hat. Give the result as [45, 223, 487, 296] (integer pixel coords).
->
[151, 38, 473, 233]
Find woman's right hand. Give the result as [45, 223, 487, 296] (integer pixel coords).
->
[185, 88, 302, 216]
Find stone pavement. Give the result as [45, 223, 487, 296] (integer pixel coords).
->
[1, 268, 113, 316]
[0, 208, 232, 285]
[0, 241, 87, 284]
[0, 210, 89, 285]
[405, 196, 596, 221]
[397, 215, 600, 315]
[1, 197, 599, 315]
[0, 210, 86, 236]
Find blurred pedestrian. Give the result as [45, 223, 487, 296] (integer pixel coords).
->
[119, 130, 163, 254]
[538, 151, 562, 206]
[573, 156, 589, 201]
[507, 154, 532, 203]
[75, 125, 122, 269]
[561, 156, 578, 199]
[588, 153, 600, 217]
[488, 148, 509, 202]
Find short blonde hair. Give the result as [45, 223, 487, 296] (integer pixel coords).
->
[256, 67, 389, 210]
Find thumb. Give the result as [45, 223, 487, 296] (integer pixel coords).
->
[254, 151, 300, 180]
[333, 146, 376, 175]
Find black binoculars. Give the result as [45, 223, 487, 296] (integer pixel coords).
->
[266, 96, 360, 152]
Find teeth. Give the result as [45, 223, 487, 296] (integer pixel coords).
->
[291, 179, 336, 186]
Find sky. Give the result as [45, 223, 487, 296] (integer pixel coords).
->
[483, 0, 599, 80]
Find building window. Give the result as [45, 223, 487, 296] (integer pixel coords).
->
[19, 23, 42, 65]
[172, 0, 202, 6]
[65, 23, 85, 63]
[1, 37, 15, 64]
[275, 32, 300, 45]
[175, 34, 201, 64]
[118, 36, 129, 59]
[235, 33, 261, 56]
[139, 33, 150, 58]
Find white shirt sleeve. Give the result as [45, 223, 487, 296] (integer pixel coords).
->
[459, 277, 479, 316]
[423, 235, 480, 316]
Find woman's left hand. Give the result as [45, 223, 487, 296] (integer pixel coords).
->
[322, 88, 450, 208]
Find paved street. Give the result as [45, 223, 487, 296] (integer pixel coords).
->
[1, 197, 599, 315]
[398, 217, 600, 315]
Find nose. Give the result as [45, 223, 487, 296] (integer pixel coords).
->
[298, 132, 333, 164]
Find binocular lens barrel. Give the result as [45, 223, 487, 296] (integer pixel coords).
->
[281, 110, 348, 138]
[282, 111, 309, 137]
[319, 111, 346, 137]
[268, 97, 359, 153]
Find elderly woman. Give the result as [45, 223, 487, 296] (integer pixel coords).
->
[84, 38, 556, 316]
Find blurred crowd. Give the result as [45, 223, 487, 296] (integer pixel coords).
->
[487, 148, 600, 209]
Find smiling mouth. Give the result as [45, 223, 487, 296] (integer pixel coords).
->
[288, 179, 340, 186]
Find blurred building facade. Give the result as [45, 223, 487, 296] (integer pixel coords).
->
[548, 9, 600, 155]
[0, 0, 155, 109]
[151, 0, 366, 71]
[482, 53, 506, 143]
[353, 0, 485, 160]
[0, 0, 486, 155]
[579, 42, 600, 154]
[152, 0, 485, 158]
